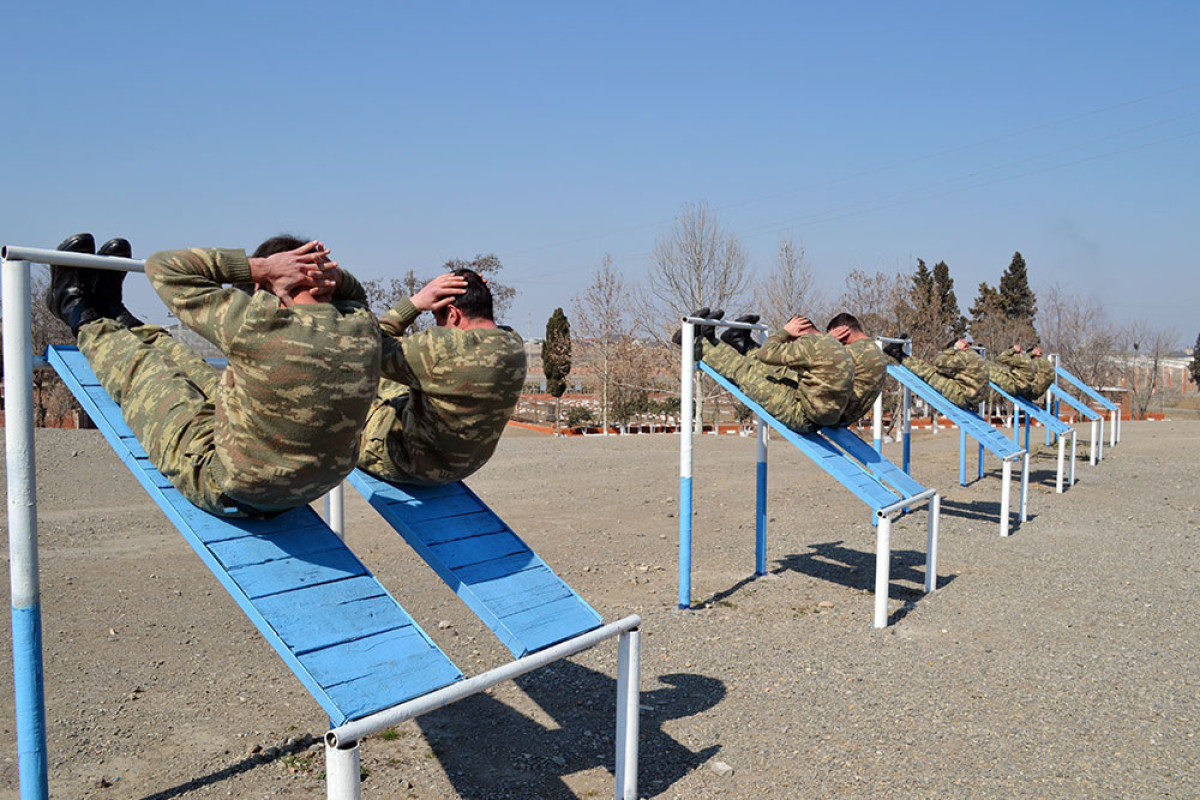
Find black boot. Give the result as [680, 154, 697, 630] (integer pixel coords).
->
[94, 238, 144, 328]
[883, 340, 908, 363]
[46, 233, 100, 336]
[672, 307, 718, 361]
[721, 313, 760, 355]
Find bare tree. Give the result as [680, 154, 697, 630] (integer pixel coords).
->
[571, 254, 629, 433]
[363, 269, 431, 332]
[836, 269, 909, 339]
[638, 201, 751, 340]
[1037, 283, 1117, 386]
[1120, 322, 1178, 419]
[755, 236, 826, 331]
[608, 336, 658, 431]
[27, 271, 80, 426]
[636, 202, 752, 431]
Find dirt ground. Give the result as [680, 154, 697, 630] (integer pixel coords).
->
[1, 418, 1197, 798]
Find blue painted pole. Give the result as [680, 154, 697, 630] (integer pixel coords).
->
[3, 257, 49, 800]
[677, 322, 696, 609]
[959, 429, 967, 486]
[754, 418, 768, 576]
[901, 387, 911, 474]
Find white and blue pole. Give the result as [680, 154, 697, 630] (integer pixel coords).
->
[677, 320, 696, 609]
[754, 414, 768, 576]
[3, 255, 48, 800]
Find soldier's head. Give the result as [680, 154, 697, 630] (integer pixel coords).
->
[826, 312, 866, 344]
[252, 235, 309, 258]
[434, 269, 495, 329]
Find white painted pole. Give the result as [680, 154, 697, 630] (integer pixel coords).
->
[1000, 459, 1012, 537]
[1020, 452, 1030, 523]
[1090, 419, 1099, 466]
[872, 390, 883, 452]
[614, 628, 641, 800]
[925, 494, 940, 594]
[1056, 436, 1065, 493]
[1069, 433, 1077, 486]
[873, 340, 885, 453]
[325, 740, 361, 800]
[873, 515, 892, 629]
[3, 257, 49, 800]
[678, 322, 696, 609]
[1112, 409, 1120, 445]
[324, 484, 345, 540]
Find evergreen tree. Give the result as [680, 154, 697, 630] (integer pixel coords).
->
[542, 308, 572, 426]
[998, 251, 1037, 320]
[900, 259, 965, 357]
[1191, 332, 1200, 387]
[932, 261, 967, 338]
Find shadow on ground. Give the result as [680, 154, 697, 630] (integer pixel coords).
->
[417, 660, 724, 798]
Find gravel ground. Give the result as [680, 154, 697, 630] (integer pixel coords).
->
[1, 419, 1197, 798]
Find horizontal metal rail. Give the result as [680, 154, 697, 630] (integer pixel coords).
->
[875, 487, 938, 519]
[2, 245, 145, 272]
[681, 315, 768, 331]
[326, 614, 642, 747]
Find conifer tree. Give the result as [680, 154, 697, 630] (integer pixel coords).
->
[998, 251, 1037, 321]
[542, 308, 572, 427]
[1191, 331, 1200, 387]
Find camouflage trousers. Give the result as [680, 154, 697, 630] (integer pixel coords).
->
[904, 357, 977, 409]
[77, 320, 241, 516]
[356, 377, 426, 485]
[702, 341, 821, 433]
[990, 364, 1034, 399]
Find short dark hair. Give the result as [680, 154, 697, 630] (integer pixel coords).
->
[446, 268, 494, 321]
[826, 312, 863, 333]
[252, 234, 309, 259]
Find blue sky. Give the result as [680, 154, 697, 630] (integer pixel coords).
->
[3, 2, 1197, 341]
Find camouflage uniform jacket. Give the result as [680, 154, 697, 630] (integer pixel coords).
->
[358, 297, 527, 485]
[1030, 356, 1056, 399]
[838, 337, 886, 427]
[145, 248, 381, 512]
[990, 347, 1036, 398]
[755, 331, 854, 428]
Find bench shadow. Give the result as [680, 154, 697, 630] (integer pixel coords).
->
[417, 661, 724, 798]
[938, 497, 1036, 530]
[136, 738, 317, 800]
[696, 537, 951, 626]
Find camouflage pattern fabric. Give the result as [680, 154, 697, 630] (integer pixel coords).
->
[358, 297, 527, 485]
[990, 347, 1036, 398]
[1029, 356, 1056, 399]
[702, 331, 854, 433]
[901, 347, 990, 409]
[78, 248, 381, 516]
[837, 337, 886, 427]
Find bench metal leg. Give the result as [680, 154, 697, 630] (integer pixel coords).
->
[1000, 459, 1013, 537]
[874, 515, 892, 628]
[326, 739, 361, 800]
[615, 627, 641, 800]
[925, 493, 940, 594]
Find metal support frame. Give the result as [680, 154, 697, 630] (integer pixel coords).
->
[871, 488, 939, 628]
[325, 617, 643, 800]
[682, 327, 937, 627]
[3, 245, 145, 800]
[1048, 385, 1103, 465]
[880, 342, 1027, 537]
[677, 313, 769, 608]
